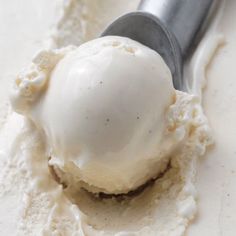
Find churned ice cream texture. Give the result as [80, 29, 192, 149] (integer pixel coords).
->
[2, 0, 231, 235]
[10, 34, 212, 234]
[11, 36, 182, 194]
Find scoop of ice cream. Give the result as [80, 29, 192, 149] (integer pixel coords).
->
[11, 36, 185, 194]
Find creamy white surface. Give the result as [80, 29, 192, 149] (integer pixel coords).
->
[12, 36, 178, 194]
[187, 1, 236, 235]
[3, 1, 212, 235]
[0, 1, 59, 235]
[0, 0, 235, 235]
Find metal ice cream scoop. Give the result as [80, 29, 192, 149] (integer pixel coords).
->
[102, 0, 214, 90]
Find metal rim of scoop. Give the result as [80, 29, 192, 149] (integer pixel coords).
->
[101, 11, 183, 90]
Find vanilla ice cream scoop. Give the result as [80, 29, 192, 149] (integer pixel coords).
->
[11, 36, 186, 194]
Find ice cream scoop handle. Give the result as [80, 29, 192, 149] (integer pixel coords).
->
[138, 0, 213, 56]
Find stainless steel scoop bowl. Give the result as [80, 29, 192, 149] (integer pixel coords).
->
[102, 0, 214, 91]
